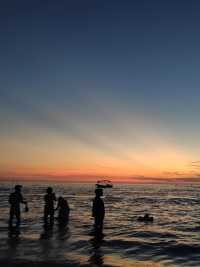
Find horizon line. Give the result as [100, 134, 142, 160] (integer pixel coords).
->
[1, 177, 200, 184]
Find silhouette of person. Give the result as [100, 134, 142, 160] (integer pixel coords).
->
[138, 213, 154, 222]
[56, 196, 70, 225]
[92, 188, 105, 234]
[44, 187, 56, 225]
[89, 234, 104, 266]
[9, 185, 28, 227]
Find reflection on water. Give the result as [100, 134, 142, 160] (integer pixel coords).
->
[0, 182, 200, 266]
[89, 233, 104, 266]
[7, 227, 21, 261]
[104, 256, 169, 267]
[40, 224, 54, 240]
[8, 226, 21, 239]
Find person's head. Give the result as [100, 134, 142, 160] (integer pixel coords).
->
[47, 187, 53, 194]
[58, 196, 64, 204]
[144, 214, 149, 218]
[95, 188, 103, 197]
[15, 184, 22, 192]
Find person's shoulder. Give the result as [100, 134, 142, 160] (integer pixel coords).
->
[95, 197, 103, 204]
[93, 197, 98, 204]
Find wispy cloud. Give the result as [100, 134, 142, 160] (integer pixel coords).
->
[190, 161, 200, 168]
[162, 171, 187, 176]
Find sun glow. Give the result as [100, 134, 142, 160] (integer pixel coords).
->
[0, 88, 199, 183]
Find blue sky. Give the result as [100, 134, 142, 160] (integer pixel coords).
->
[1, 0, 200, 181]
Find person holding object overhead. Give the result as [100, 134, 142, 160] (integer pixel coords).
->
[92, 188, 105, 234]
[44, 187, 56, 225]
[9, 185, 28, 227]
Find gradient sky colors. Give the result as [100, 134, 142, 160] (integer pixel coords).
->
[1, 0, 200, 182]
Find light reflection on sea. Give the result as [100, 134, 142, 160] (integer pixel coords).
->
[0, 182, 200, 267]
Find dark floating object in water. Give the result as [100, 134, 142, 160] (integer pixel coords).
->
[96, 180, 113, 189]
[138, 213, 154, 222]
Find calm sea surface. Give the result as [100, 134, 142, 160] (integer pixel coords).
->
[0, 182, 200, 267]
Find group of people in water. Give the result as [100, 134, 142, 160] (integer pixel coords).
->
[8, 184, 154, 235]
[8, 185, 105, 234]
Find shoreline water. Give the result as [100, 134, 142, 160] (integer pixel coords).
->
[0, 182, 200, 266]
[0, 259, 167, 267]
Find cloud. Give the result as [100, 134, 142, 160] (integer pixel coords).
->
[190, 161, 200, 168]
[162, 171, 186, 176]
[131, 175, 200, 183]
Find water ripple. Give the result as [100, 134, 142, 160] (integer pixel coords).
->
[0, 182, 200, 266]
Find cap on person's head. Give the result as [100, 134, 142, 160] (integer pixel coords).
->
[15, 184, 22, 191]
[47, 187, 53, 194]
[95, 188, 103, 196]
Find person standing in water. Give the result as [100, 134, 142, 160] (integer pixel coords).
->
[92, 188, 105, 234]
[9, 185, 28, 227]
[44, 187, 56, 225]
[56, 196, 70, 225]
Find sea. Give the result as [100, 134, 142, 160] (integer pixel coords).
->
[0, 182, 200, 267]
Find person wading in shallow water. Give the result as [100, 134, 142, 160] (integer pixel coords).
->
[92, 188, 105, 234]
[56, 196, 70, 225]
[9, 185, 28, 227]
[44, 187, 56, 225]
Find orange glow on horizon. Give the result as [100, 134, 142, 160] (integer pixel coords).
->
[1, 104, 199, 183]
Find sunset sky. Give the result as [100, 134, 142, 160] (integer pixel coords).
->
[1, 0, 200, 182]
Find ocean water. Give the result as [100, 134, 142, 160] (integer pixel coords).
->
[0, 182, 200, 267]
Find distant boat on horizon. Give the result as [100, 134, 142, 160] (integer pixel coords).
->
[96, 180, 113, 189]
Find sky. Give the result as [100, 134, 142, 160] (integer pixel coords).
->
[1, 0, 200, 182]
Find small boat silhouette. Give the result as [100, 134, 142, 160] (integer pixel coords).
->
[96, 180, 113, 189]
